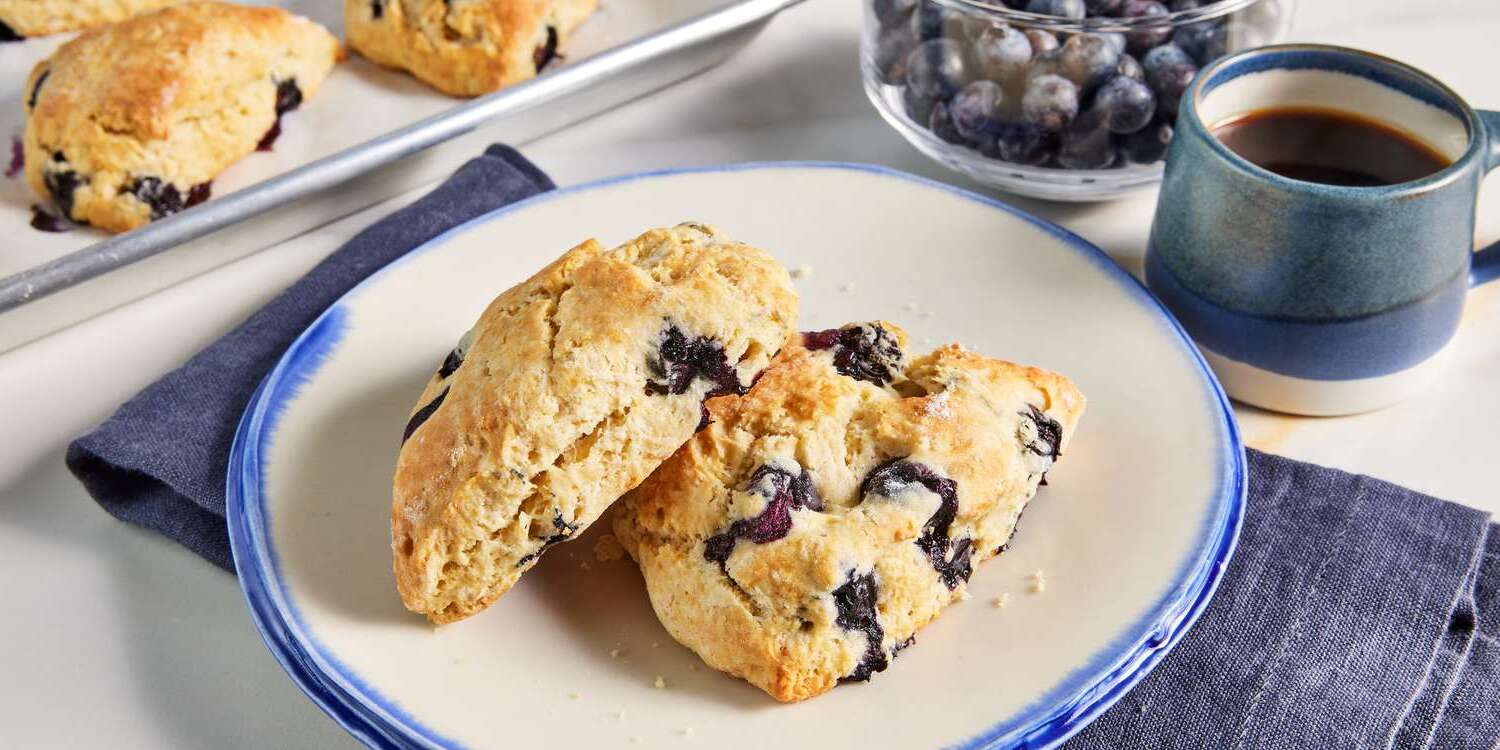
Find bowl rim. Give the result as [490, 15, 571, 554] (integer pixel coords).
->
[919, 0, 1274, 32]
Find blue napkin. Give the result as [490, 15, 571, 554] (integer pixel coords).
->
[65, 148, 1496, 748]
[1067, 451, 1498, 750]
[66, 144, 554, 571]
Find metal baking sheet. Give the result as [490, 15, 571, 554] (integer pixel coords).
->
[0, 0, 798, 352]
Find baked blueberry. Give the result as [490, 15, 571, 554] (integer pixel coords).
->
[27, 70, 48, 110]
[0, 21, 19, 42]
[645, 323, 742, 398]
[43, 163, 85, 220]
[29, 205, 68, 233]
[516, 512, 581, 566]
[862, 458, 972, 589]
[402, 387, 449, 443]
[128, 176, 211, 220]
[6, 137, 21, 179]
[833, 571, 889, 681]
[803, 322, 905, 387]
[704, 462, 821, 566]
[533, 25, 559, 70]
[370, 0, 384, 18]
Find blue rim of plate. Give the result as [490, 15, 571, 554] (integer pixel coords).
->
[227, 161, 1246, 750]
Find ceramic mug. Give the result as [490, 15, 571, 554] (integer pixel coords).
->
[1145, 44, 1500, 416]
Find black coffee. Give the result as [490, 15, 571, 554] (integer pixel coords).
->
[1210, 107, 1451, 187]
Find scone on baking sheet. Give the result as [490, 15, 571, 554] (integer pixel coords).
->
[393, 223, 799, 625]
[613, 321, 1086, 702]
[21, 2, 339, 233]
[0, 0, 184, 40]
[345, 0, 598, 97]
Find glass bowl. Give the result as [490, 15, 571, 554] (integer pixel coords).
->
[861, 0, 1294, 201]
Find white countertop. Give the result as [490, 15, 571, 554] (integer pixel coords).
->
[1, 0, 1497, 746]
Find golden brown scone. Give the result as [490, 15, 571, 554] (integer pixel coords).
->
[0, 0, 184, 39]
[613, 322, 1085, 702]
[393, 223, 799, 624]
[21, 2, 339, 233]
[344, 0, 597, 97]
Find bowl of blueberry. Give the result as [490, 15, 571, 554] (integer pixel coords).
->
[863, 0, 1293, 200]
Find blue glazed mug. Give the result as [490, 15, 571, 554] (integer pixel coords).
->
[1146, 44, 1500, 415]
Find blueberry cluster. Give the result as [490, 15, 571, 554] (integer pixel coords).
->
[872, 0, 1228, 169]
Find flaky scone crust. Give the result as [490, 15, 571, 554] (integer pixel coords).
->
[0, 0, 184, 37]
[393, 223, 799, 624]
[344, 0, 597, 97]
[614, 324, 1085, 702]
[21, 2, 339, 233]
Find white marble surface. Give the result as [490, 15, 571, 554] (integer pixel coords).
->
[1, 0, 1497, 746]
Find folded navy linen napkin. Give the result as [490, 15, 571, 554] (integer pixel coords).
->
[66, 148, 1496, 749]
[67, 144, 553, 570]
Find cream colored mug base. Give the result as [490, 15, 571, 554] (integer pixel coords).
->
[1201, 346, 1451, 416]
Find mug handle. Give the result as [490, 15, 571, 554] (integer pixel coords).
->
[1474, 110, 1500, 287]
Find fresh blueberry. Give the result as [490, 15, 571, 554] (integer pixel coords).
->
[971, 24, 1032, 83]
[1114, 52, 1145, 81]
[645, 323, 742, 398]
[873, 0, 918, 26]
[904, 38, 968, 99]
[1025, 0, 1086, 19]
[1099, 32, 1128, 54]
[1059, 33, 1121, 92]
[861, 459, 972, 589]
[908, 1, 948, 41]
[1058, 107, 1117, 169]
[994, 122, 1055, 165]
[803, 322, 905, 386]
[1022, 74, 1078, 132]
[929, 101, 967, 145]
[402, 387, 448, 443]
[903, 85, 937, 125]
[1084, 0, 1125, 13]
[1122, 120, 1174, 163]
[1094, 74, 1155, 133]
[1119, 0, 1172, 53]
[1172, 20, 1226, 65]
[1023, 28, 1060, 55]
[128, 176, 211, 220]
[874, 21, 918, 85]
[703, 462, 821, 567]
[950, 80, 1007, 143]
[1142, 43, 1197, 116]
[833, 571, 889, 681]
[1168, 0, 1201, 9]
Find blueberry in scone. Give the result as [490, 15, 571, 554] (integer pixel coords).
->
[21, 2, 339, 233]
[392, 223, 798, 624]
[613, 322, 1085, 701]
[345, 0, 598, 97]
[0, 0, 185, 40]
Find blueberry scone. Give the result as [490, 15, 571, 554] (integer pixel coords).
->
[345, 0, 597, 97]
[393, 223, 799, 624]
[0, 0, 184, 40]
[21, 2, 339, 233]
[613, 322, 1085, 702]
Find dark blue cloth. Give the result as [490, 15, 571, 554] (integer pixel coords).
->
[1068, 451, 1498, 750]
[66, 144, 553, 571]
[65, 147, 1496, 748]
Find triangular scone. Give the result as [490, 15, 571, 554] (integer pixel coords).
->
[393, 223, 798, 624]
[613, 322, 1085, 701]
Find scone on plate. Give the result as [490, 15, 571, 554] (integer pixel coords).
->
[0, 0, 184, 40]
[345, 0, 597, 97]
[393, 223, 799, 624]
[613, 322, 1085, 702]
[21, 2, 339, 233]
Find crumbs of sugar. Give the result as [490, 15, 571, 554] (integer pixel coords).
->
[991, 593, 1010, 609]
[654, 676, 666, 689]
[680, 728, 695, 737]
[614, 711, 626, 720]
[609, 648, 622, 659]
[790, 264, 813, 279]
[568, 692, 580, 700]
[580, 561, 591, 571]
[904, 302, 918, 312]
[629, 737, 640, 744]
[594, 533, 625, 562]
[840, 281, 856, 293]
[651, 642, 660, 648]
[956, 587, 972, 601]
[923, 392, 952, 419]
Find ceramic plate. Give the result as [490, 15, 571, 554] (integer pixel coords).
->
[228, 163, 1244, 750]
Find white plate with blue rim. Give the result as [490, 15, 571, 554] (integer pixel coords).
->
[228, 162, 1244, 749]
